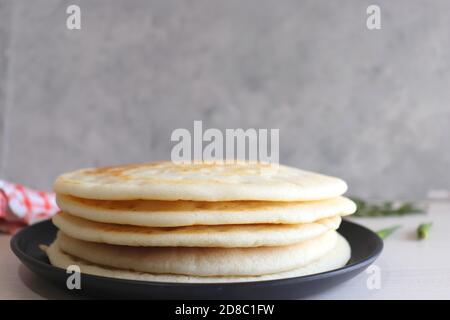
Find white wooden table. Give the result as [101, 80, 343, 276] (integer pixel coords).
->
[1, 201, 450, 300]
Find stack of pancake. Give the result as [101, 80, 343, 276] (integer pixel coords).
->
[43, 161, 356, 283]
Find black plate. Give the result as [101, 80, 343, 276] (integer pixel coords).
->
[10, 219, 382, 299]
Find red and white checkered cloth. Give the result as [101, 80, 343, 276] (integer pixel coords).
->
[0, 180, 59, 234]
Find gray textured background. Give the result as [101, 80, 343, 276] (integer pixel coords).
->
[0, 0, 449, 200]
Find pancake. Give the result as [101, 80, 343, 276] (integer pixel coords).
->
[43, 233, 350, 283]
[56, 194, 356, 227]
[52, 230, 338, 276]
[54, 161, 347, 201]
[52, 212, 341, 247]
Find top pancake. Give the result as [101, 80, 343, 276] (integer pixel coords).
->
[54, 161, 348, 201]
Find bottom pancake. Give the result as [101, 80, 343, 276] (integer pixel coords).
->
[50, 230, 338, 276]
[42, 233, 350, 283]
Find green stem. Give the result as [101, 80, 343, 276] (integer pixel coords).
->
[417, 222, 432, 240]
[376, 225, 402, 239]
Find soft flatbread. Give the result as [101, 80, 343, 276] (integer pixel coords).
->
[53, 230, 339, 276]
[43, 233, 350, 283]
[54, 161, 348, 201]
[52, 211, 341, 247]
[56, 194, 355, 227]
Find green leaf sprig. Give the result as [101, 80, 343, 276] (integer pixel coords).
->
[351, 198, 424, 217]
